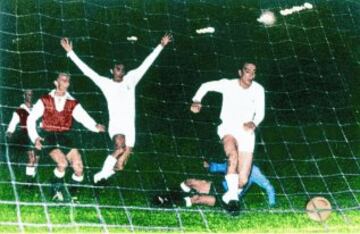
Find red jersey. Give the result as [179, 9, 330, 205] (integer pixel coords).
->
[40, 94, 78, 132]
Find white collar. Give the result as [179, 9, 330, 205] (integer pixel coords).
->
[19, 104, 31, 113]
[49, 89, 75, 100]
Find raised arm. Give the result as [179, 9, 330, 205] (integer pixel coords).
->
[61, 38, 107, 89]
[6, 112, 20, 137]
[27, 99, 45, 149]
[129, 33, 172, 86]
[72, 104, 105, 133]
[190, 79, 227, 113]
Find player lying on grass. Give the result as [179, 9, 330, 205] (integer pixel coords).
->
[61, 34, 172, 184]
[6, 90, 39, 182]
[27, 73, 105, 201]
[203, 160, 275, 207]
[191, 63, 265, 212]
[152, 178, 240, 217]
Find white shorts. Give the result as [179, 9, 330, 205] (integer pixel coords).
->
[217, 123, 255, 153]
[108, 122, 135, 147]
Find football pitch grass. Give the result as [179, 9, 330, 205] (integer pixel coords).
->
[0, 0, 359, 233]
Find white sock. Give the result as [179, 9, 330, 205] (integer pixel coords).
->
[26, 166, 36, 177]
[184, 196, 192, 207]
[54, 168, 65, 179]
[71, 173, 84, 183]
[101, 155, 117, 173]
[180, 182, 191, 193]
[222, 174, 239, 204]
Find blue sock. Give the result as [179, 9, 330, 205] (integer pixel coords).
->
[209, 162, 227, 173]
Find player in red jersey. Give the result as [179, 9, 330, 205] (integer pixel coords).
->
[27, 73, 105, 201]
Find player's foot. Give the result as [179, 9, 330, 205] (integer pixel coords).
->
[52, 191, 64, 202]
[93, 172, 105, 184]
[224, 200, 240, 217]
[222, 191, 238, 204]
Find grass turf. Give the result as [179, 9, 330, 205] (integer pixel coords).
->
[0, 0, 359, 233]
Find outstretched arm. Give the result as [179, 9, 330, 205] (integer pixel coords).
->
[129, 33, 172, 86]
[61, 38, 107, 89]
[191, 79, 227, 113]
[72, 104, 105, 133]
[6, 112, 20, 136]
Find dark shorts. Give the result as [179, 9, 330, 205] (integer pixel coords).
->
[9, 130, 33, 151]
[41, 131, 77, 156]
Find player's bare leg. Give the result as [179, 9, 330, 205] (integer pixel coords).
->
[49, 149, 68, 201]
[180, 180, 218, 207]
[221, 135, 240, 204]
[190, 195, 216, 207]
[94, 134, 127, 183]
[66, 149, 84, 200]
[25, 150, 38, 178]
[115, 146, 132, 171]
[237, 151, 253, 194]
[180, 179, 211, 194]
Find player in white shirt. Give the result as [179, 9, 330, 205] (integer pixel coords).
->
[190, 63, 265, 212]
[6, 90, 39, 181]
[60, 34, 172, 183]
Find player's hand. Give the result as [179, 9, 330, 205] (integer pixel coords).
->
[60, 37, 73, 52]
[190, 102, 202, 113]
[34, 137, 44, 150]
[161, 33, 173, 47]
[96, 124, 105, 132]
[6, 132, 12, 138]
[243, 121, 256, 132]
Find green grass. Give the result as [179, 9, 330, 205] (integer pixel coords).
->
[1, 0, 360, 233]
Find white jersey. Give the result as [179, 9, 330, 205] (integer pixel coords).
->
[192, 79, 265, 127]
[67, 45, 164, 146]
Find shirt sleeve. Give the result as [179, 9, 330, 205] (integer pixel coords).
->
[128, 44, 164, 87]
[27, 99, 44, 143]
[72, 104, 99, 133]
[192, 79, 227, 102]
[67, 50, 108, 90]
[252, 86, 265, 126]
[6, 112, 20, 133]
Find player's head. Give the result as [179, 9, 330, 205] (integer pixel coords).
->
[238, 63, 256, 87]
[23, 89, 33, 103]
[55, 73, 71, 92]
[112, 64, 125, 82]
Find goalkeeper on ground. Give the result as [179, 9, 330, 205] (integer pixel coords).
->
[203, 160, 276, 207]
[61, 34, 172, 184]
[6, 90, 38, 182]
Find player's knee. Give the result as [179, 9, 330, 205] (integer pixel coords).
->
[113, 134, 126, 148]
